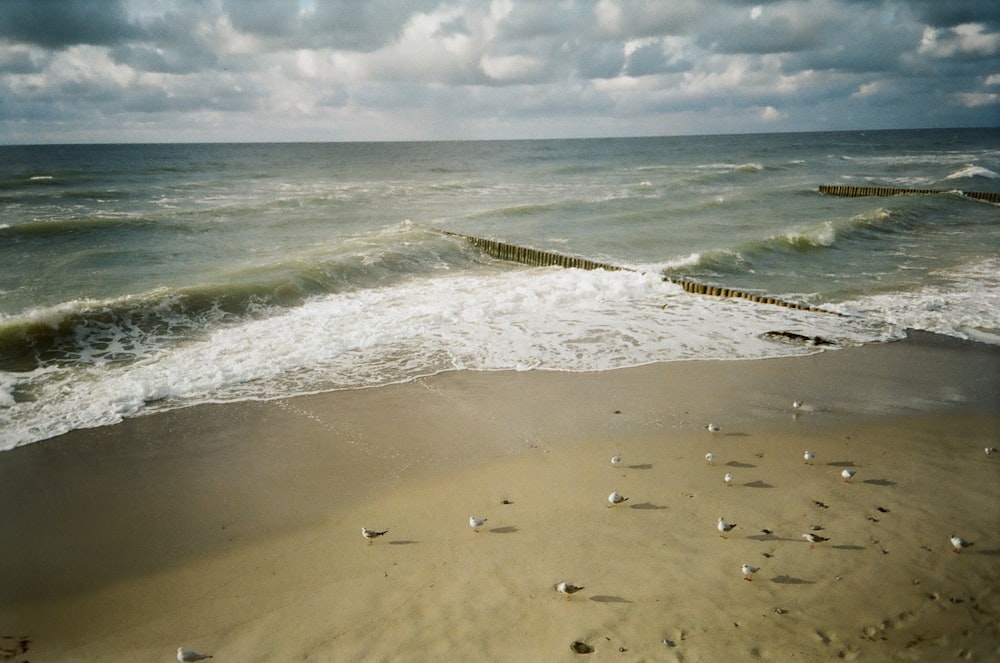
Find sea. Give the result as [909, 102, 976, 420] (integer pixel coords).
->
[1, 128, 998, 451]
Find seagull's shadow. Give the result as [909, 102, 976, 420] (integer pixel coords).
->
[827, 460, 857, 467]
[863, 478, 897, 486]
[389, 540, 420, 545]
[630, 502, 668, 510]
[489, 526, 519, 534]
[832, 544, 865, 551]
[747, 533, 784, 542]
[771, 575, 815, 585]
[590, 595, 632, 603]
[726, 460, 756, 468]
[743, 480, 775, 488]
[626, 463, 654, 470]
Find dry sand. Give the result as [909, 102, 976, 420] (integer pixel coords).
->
[1, 332, 998, 661]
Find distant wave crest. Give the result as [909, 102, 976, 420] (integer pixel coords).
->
[943, 165, 999, 181]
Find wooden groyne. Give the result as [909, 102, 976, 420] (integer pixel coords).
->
[437, 229, 626, 272]
[438, 229, 839, 315]
[819, 184, 1000, 203]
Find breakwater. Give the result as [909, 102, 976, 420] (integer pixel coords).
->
[438, 229, 838, 315]
[819, 185, 1000, 203]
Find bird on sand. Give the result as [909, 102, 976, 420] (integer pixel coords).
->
[717, 517, 737, 538]
[611, 453, 622, 465]
[986, 447, 997, 456]
[793, 400, 804, 410]
[555, 581, 585, 598]
[706, 423, 721, 433]
[803, 450, 815, 464]
[705, 452, 715, 464]
[724, 472, 734, 486]
[950, 535, 974, 554]
[802, 532, 830, 548]
[608, 491, 629, 506]
[741, 563, 758, 581]
[841, 469, 856, 482]
[362, 527, 388, 544]
[469, 516, 487, 532]
[178, 647, 213, 662]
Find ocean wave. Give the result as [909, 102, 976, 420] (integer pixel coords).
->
[942, 165, 1000, 181]
[832, 258, 1000, 343]
[0, 224, 479, 373]
[0, 267, 894, 450]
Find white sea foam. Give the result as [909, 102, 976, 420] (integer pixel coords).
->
[943, 165, 999, 181]
[831, 258, 1000, 343]
[0, 268, 895, 450]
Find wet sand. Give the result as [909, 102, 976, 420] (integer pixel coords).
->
[1, 332, 998, 661]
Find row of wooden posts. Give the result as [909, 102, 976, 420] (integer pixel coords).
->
[819, 184, 1000, 203]
[439, 185, 995, 316]
[437, 229, 838, 315]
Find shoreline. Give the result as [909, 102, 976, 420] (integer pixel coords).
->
[1, 332, 998, 661]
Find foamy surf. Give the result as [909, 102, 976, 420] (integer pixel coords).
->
[0, 267, 897, 450]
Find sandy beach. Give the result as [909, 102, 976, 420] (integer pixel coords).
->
[1, 331, 998, 661]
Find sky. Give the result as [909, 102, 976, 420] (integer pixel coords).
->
[1, 0, 998, 143]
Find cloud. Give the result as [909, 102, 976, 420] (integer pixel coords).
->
[1, 0, 998, 143]
[920, 23, 1000, 59]
[955, 92, 998, 108]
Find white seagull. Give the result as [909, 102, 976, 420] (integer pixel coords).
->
[611, 453, 622, 465]
[717, 517, 737, 538]
[724, 472, 734, 486]
[741, 563, 758, 582]
[555, 581, 585, 598]
[803, 450, 815, 464]
[841, 469, 856, 482]
[706, 423, 721, 433]
[950, 535, 974, 554]
[705, 452, 715, 464]
[793, 400, 804, 410]
[361, 527, 388, 545]
[608, 491, 629, 506]
[178, 647, 213, 662]
[469, 516, 487, 532]
[802, 532, 830, 547]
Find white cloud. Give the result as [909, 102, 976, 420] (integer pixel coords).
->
[955, 92, 998, 107]
[1, 0, 999, 142]
[758, 105, 786, 121]
[853, 81, 881, 98]
[919, 23, 1000, 58]
[480, 53, 543, 81]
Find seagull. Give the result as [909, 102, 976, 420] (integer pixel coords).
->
[741, 563, 758, 582]
[178, 647, 213, 662]
[608, 491, 629, 506]
[950, 535, 974, 554]
[793, 400, 804, 410]
[803, 450, 815, 464]
[717, 517, 737, 538]
[724, 472, 734, 486]
[469, 516, 487, 532]
[361, 527, 388, 545]
[611, 453, 622, 465]
[986, 447, 997, 456]
[841, 469, 856, 482]
[706, 423, 721, 433]
[555, 581, 585, 598]
[802, 532, 830, 547]
[705, 452, 715, 464]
